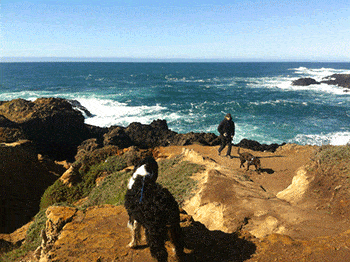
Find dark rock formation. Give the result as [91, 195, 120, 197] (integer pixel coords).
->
[292, 74, 350, 91]
[0, 98, 90, 160]
[173, 132, 220, 146]
[0, 140, 62, 234]
[235, 138, 285, 153]
[67, 99, 93, 117]
[103, 126, 133, 148]
[321, 74, 350, 89]
[102, 119, 220, 149]
[125, 119, 177, 148]
[291, 78, 319, 86]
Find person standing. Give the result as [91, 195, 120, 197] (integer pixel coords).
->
[218, 113, 235, 158]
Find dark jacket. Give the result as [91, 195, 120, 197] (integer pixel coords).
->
[218, 118, 235, 138]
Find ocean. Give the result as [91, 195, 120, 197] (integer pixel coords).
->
[1, 62, 349, 146]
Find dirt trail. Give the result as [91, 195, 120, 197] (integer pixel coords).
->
[159, 144, 350, 261]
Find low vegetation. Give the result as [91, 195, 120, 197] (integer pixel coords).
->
[1, 151, 203, 261]
[1, 209, 47, 261]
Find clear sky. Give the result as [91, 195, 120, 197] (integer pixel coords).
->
[2, 0, 350, 62]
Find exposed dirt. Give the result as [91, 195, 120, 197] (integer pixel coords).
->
[159, 144, 350, 261]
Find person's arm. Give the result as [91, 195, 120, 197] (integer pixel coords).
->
[218, 120, 224, 135]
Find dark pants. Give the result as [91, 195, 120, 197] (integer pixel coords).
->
[218, 136, 232, 156]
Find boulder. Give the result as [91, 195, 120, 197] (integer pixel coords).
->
[292, 74, 350, 90]
[103, 126, 133, 148]
[125, 119, 176, 148]
[59, 165, 82, 187]
[0, 222, 32, 253]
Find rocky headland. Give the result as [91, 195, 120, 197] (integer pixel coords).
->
[1, 97, 350, 261]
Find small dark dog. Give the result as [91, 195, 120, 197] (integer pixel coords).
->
[237, 148, 261, 172]
[124, 156, 184, 262]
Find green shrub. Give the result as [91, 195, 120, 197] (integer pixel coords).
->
[40, 154, 128, 209]
[84, 170, 132, 207]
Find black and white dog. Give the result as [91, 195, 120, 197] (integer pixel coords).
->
[124, 156, 184, 262]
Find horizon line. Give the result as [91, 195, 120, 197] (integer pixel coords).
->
[1, 57, 350, 63]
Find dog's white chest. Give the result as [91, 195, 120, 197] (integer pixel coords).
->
[128, 164, 149, 189]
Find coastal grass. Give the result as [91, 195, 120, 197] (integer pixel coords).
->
[314, 144, 350, 176]
[157, 156, 204, 205]
[310, 144, 350, 199]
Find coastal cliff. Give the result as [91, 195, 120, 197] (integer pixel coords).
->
[1, 97, 350, 261]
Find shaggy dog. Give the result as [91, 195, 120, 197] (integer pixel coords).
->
[237, 148, 261, 172]
[124, 156, 184, 262]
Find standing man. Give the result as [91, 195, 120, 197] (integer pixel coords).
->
[218, 113, 235, 158]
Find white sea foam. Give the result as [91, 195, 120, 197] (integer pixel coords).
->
[0, 91, 54, 101]
[292, 67, 350, 81]
[247, 67, 350, 95]
[77, 98, 168, 127]
[291, 132, 350, 146]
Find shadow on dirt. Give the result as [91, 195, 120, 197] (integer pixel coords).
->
[182, 220, 256, 262]
[260, 168, 275, 174]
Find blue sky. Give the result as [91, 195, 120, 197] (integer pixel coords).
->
[2, 0, 350, 61]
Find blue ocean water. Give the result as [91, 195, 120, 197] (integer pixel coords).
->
[1, 62, 350, 145]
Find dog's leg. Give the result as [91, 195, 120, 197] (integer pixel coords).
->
[145, 227, 168, 262]
[168, 224, 185, 261]
[127, 219, 141, 248]
[239, 160, 245, 168]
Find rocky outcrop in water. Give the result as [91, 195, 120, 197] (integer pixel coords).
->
[292, 74, 350, 91]
[292, 77, 319, 86]
[321, 74, 350, 89]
